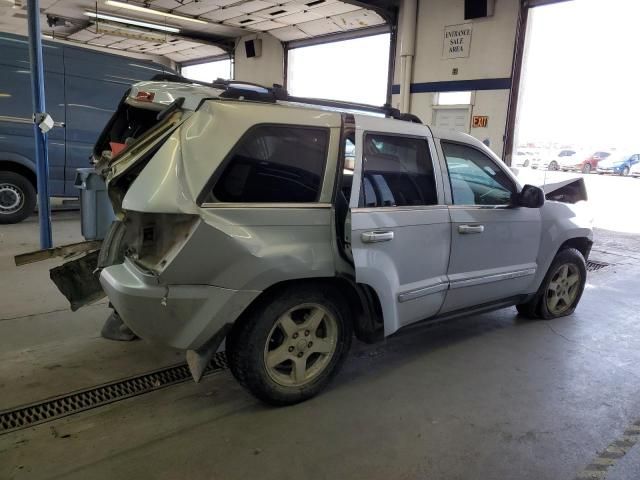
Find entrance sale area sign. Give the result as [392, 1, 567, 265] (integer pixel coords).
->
[443, 23, 473, 59]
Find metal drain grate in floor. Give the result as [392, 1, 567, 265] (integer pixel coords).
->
[586, 260, 610, 272]
[0, 352, 227, 435]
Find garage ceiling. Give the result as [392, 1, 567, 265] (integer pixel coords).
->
[0, 0, 387, 61]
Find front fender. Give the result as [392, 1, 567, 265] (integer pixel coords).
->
[0, 152, 36, 172]
[532, 201, 593, 288]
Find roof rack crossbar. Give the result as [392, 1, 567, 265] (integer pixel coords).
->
[151, 75, 422, 123]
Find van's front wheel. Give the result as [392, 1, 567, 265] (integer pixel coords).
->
[0, 172, 36, 224]
[227, 285, 352, 406]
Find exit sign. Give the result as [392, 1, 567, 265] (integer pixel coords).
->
[472, 116, 489, 128]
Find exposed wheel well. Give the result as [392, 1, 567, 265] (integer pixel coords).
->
[229, 277, 384, 345]
[559, 237, 592, 260]
[0, 161, 37, 190]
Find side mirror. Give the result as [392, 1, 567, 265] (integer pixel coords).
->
[517, 184, 545, 208]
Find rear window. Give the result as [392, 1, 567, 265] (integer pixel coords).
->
[208, 125, 328, 203]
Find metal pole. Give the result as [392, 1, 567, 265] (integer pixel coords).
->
[26, 0, 53, 249]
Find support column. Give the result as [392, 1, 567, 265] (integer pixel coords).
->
[26, 0, 53, 248]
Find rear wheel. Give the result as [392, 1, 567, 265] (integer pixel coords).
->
[516, 248, 586, 320]
[0, 171, 36, 224]
[227, 284, 352, 405]
[582, 163, 591, 174]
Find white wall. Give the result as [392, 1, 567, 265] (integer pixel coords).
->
[394, 0, 520, 157]
[234, 33, 284, 85]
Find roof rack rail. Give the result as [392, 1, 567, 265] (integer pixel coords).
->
[150, 75, 423, 123]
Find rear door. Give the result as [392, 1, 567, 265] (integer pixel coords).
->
[438, 140, 542, 313]
[349, 117, 451, 336]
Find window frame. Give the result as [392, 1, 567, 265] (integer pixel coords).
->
[198, 123, 331, 207]
[357, 131, 442, 210]
[440, 140, 518, 209]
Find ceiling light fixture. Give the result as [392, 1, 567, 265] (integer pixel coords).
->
[84, 11, 180, 33]
[104, 0, 207, 25]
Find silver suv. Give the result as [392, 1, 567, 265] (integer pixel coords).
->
[57, 79, 593, 405]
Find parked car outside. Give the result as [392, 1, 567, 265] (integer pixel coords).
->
[49, 80, 593, 405]
[0, 32, 174, 224]
[596, 152, 640, 175]
[546, 149, 577, 171]
[560, 151, 610, 174]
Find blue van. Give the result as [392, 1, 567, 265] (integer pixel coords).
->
[0, 33, 174, 223]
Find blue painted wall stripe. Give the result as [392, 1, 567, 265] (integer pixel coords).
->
[391, 77, 512, 95]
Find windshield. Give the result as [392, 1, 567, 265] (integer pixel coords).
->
[558, 150, 575, 157]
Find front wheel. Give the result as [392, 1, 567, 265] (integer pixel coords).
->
[0, 171, 37, 224]
[622, 166, 630, 176]
[517, 248, 586, 320]
[227, 285, 352, 405]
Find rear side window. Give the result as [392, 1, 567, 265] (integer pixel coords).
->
[359, 134, 437, 208]
[209, 125, 328, 203]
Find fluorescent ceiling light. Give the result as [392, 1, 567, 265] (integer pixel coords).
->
[104, 0, 207, 24]
[84, 11, 180, 33]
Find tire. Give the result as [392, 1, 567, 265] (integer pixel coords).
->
[582, 163, 591, 174]
[549, 161, 558, 171]
[0, 171, 36, 224]
[622, 167, 630, 176]
[516, 248, 586, 320]
[523, 160, 529, 167]
[226, 284, 353, 406]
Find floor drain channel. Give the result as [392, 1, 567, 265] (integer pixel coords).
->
[0, 351, 227, 435]
[586, 260, 610, 272]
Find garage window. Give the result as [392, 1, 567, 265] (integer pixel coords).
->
[360, 134, 437, 207]
[181, 59, 232, 82]
[209, 125, 328, 203]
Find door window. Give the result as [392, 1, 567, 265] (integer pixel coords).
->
[208, 125, 328, 203]
[359, 134, 438, 208]
[441, 142, 515, 206]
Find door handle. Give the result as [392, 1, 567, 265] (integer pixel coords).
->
[361, 230, 394, 243]
[458, 224, 484, 234]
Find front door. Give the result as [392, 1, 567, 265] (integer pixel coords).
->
[438, 140, 542, 313]
[349, 116, 451, 336]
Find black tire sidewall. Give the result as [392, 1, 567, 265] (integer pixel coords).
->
[227, 285, 353, 406]
[537, 248, 587, 320]
[0, 172, 36, 224]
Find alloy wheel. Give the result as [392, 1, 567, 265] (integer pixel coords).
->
[263, 303, 338, 387]
[546, 263, 581, 315]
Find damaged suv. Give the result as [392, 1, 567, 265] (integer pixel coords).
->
[51, 78, 593, 405]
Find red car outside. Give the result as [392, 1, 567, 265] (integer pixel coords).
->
[562, 151, 610, 174]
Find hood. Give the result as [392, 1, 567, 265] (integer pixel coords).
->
[539, 177, 588, 204]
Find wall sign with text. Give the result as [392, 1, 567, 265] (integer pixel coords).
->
[443, 23, 473, 59]
[472, 116, 489, 128]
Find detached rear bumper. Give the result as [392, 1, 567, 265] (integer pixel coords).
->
[100, 259, 260, 350]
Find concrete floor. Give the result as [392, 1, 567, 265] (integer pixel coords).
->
[2, 212, 640, 479]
